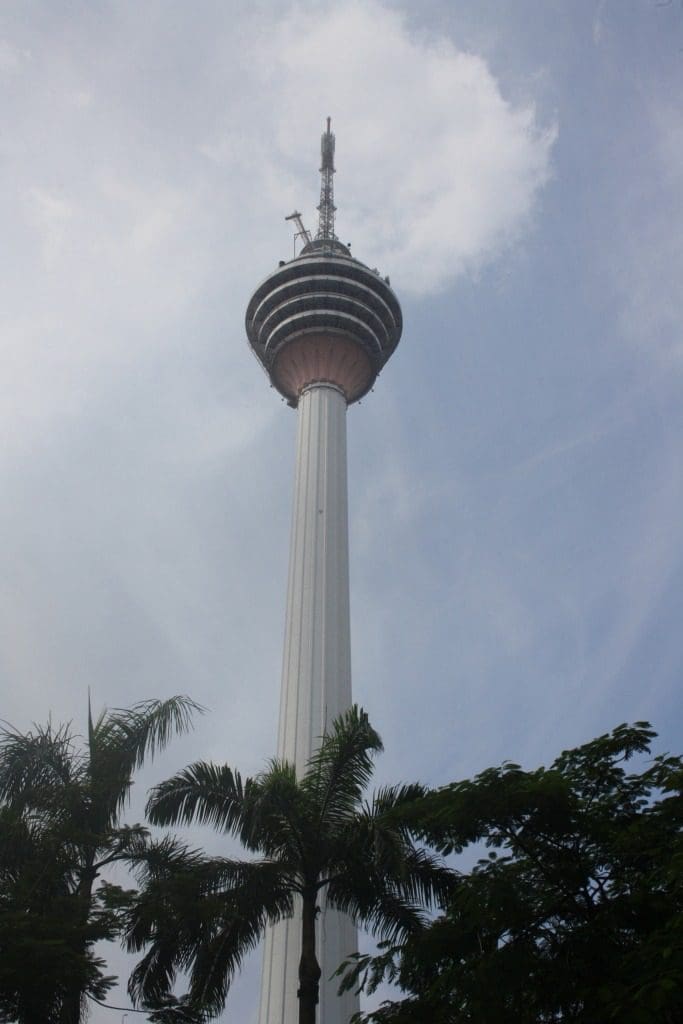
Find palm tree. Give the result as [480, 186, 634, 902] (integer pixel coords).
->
[0, 695, 200, 1024]
[128, 706, 453, 1024]
[0, 802, 96, 1024]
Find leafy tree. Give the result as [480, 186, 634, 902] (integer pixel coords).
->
[0, 696, 200, 1024]
[127, 706, 453, 1024]
[0, 802, 117, 1024]
[342, 722, 683, 1024]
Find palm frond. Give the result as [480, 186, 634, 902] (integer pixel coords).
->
[336, 835, 454, 933]
[93, 823, 151, 868]
[327, 872, 427, 945]
[344, 801, 455, 905]
[108, 696, 203, 770]
[302, 705, 382, 829]
[127, 842, 218, 960]
[186, 861, 293, 1014]
[129, 937, 179, 1007]
[86, 696, 202, 825]
[0, 722, 79, 808]
[146, 761, 252, 834]
[325, 786, 455, 944]
[246, 760, 308, 860]
[386, 844, 455, 908]
[128, 854, 293, 1016]
[368, 783, 430, 819]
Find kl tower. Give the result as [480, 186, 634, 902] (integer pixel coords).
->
[246, 119, 403, 1024]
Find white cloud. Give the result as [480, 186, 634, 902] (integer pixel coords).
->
[206, 0, 556, 295]
[0, 0, 556, 468]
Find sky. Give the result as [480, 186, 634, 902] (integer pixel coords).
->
[1, 0, 683, 1019]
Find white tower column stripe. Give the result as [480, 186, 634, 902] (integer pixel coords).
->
[258, 381, 358, 1024]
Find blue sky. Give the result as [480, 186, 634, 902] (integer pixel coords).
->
[1, 1, 682, 1019]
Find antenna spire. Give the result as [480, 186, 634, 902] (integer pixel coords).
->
[316, 116, 336, 241]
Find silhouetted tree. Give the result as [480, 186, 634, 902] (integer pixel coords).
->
[341, 723, 683, 1024]
[0, 696, 199, 1024]
[128, 706, 453, 1024]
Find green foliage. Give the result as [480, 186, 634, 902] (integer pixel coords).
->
[143, 992, 214, 1023]
[345, 722, 683, 1024]
[128, 706, 453, 1023]
[0, 805, 117, 1023]
[0, 696, 200, 1024]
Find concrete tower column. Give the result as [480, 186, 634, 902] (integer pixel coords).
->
[258, 381, 358, 1024]
[279, 382, 352, 770]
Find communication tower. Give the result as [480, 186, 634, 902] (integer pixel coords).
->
[246, 119, 403, 1024]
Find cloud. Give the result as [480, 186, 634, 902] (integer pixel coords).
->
[612, 103, 683, 366]
[0, 38, 30, 73]
[205, 0, 556, 295]
[0, 0, 557, 479]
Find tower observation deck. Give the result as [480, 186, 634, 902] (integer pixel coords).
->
[247, 120, 403, 1024]
[245, 121, 402, 406]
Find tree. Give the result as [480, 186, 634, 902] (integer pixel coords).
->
[0, 696, 200, 1024]
[0, 801, 117, 1024]
[342, 722, 683, 1024]
[127, 706, 454, 1024]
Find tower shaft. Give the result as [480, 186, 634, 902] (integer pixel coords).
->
[279, 382, 351, 768]
[258, 382, 359, 1024]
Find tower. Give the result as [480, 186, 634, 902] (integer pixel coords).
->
[246, 120, 403, 1024]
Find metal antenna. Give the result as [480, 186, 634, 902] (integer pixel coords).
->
[316, 116, 336, 241]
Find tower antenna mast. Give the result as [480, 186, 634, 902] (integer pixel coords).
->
[317, 116, 336, 241]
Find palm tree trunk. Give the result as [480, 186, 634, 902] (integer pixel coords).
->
[298, 890, 322, 1024]
[59, 987, 83, 1024]
[59, 866, 96, 1024]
